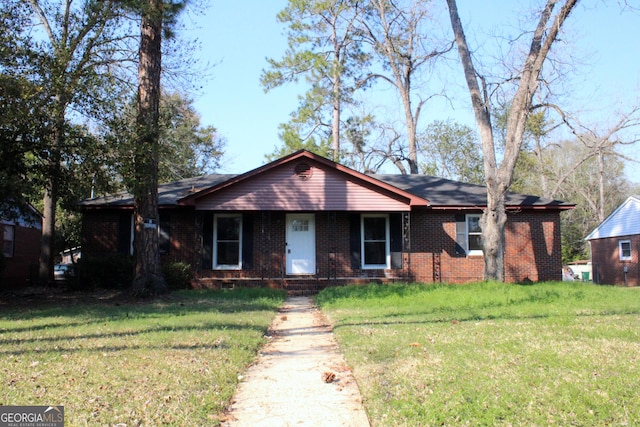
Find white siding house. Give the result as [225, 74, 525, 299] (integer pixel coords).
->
[586, 196, 640, 285]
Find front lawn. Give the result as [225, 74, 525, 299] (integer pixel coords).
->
[317, 281, 640, 426]
[0, 288, 285, 426]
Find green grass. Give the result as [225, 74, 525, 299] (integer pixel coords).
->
[0, 288, 285, 426]
[317, 281, 640, 426]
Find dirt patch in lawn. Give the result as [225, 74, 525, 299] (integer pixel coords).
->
[0, 286, 131, 308]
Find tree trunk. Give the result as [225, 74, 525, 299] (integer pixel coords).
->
[369, 0, 422, 175]
[38, 185, 56, 285]
[131, 0, 166, 295]
[330, 20, 341, 162]
[404, 106, 419, 174]
[482, 187, 507, 281]
[597, 149, 606, 223]
[533, 135, 550, 198]
[332, 68, 341, 161]
[38, 118, 63, 285]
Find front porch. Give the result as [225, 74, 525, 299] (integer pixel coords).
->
[192, 209, 417, 295]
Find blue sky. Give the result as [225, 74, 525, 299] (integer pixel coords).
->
[183, 1, 640, 183]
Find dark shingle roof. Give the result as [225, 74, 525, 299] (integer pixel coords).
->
[78, 174, 236, 208]
[372, 174, 572, 208]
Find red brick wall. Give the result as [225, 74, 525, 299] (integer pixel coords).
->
[316, 212, 353, 278]
[81, 210, 124, 255]
[83, 208, 196, 264]
[249, 212, 286, 278]
[590, 235, 639, 286]
[83, 208, 564, 284]
[504, 211, 563, 282]
[1, 224, 41, 288]
[159, 210, 196, 265]
[409, 211, 486, 283]
[407, 209, 562, 283]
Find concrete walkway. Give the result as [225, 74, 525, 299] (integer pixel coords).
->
[222, 297, 370, 427]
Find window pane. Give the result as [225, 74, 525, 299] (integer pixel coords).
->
[217, 217, 240, 240]
[3, 241, 13, 257]
[364, 242, 386, 265]
[292, 219, 309, 232]
[364, 217, 386, 240]
[468, 216, 481, 233]
[2, 225, 14, 257]
[621, 241, 631, 258]
[3, 225, 13, 240]
[217, 242, 239, 265]
[469, 234, 483, 251]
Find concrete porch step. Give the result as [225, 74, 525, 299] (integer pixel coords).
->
[282, 281, 325, 296]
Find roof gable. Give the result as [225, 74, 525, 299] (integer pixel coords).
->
[1, 201, 42, 229]
[585, 196, 640, 240]
[179, 150, 429, 210]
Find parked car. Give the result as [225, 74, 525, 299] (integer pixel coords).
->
[54, 263, 75, 282]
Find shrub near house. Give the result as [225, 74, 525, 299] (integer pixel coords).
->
[80, 150, 573, 291]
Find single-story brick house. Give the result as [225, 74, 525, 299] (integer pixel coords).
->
[586, 196, 640, 286]
[79, 150, 573, 291]
[1, 202, 42, 288]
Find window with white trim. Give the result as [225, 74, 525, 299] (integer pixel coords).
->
[619, 240, 632, 261]
[127, 214, 171, 256]
[214, 214, 242, 269]
[466, 214, 483, 254]
[2, 224, 14, 258]
[361, 214, 389, 269]
[455, 214, 483, 256]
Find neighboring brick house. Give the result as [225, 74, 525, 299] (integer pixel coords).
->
[79, 150, 573, 291]
[586, 196, 640, 286]
[1, 203, 42, 288]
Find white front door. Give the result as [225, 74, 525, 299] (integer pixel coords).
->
[286, 214, 316, 275]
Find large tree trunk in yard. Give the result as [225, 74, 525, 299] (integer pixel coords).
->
[38, 121, 63, 285]
[38, 185, 56, 285]
[131, 0, 166, 295]
[482, 188, 507, 281]
[446, 0, 578, 281]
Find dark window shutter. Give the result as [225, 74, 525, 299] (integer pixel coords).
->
[202, 212, 213, 269]
[349, 214, 361, 270]
[117, 213, 132, 255]
[242, 214, 254, 270]
[390, 213, 403, 269]
[455, 214, 467, 256]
